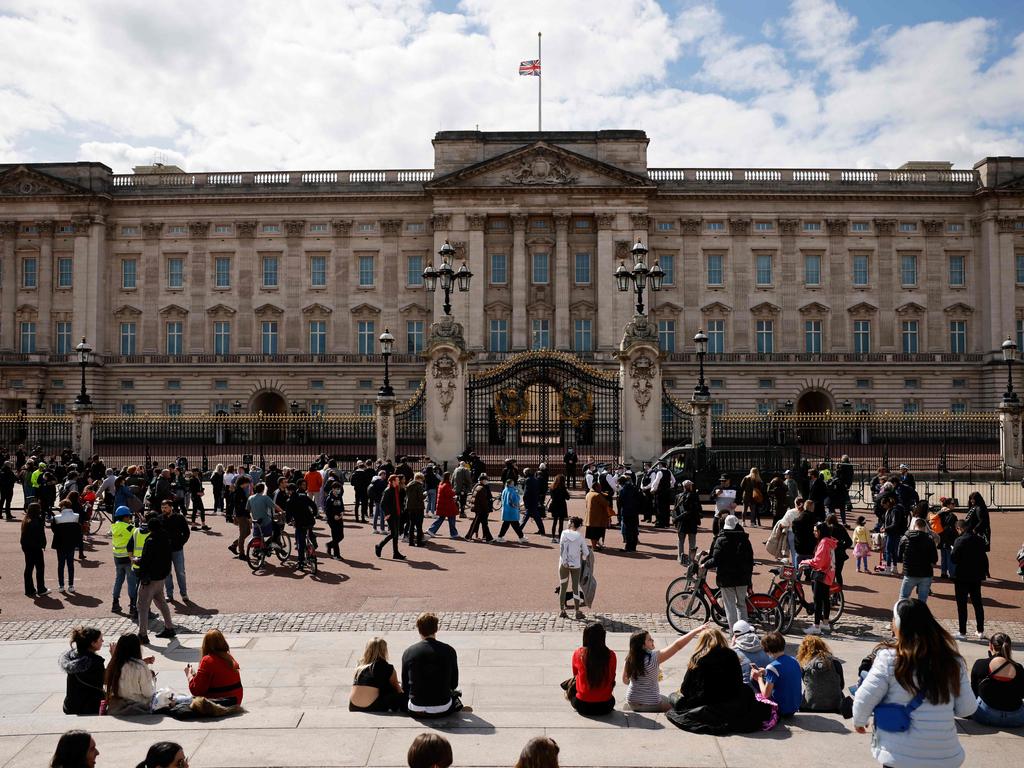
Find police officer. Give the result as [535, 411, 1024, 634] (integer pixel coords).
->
[110, 506, 137, 615]
[126, 515, 152, 619]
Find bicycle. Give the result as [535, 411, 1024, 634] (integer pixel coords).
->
[664, 556, 701, 603]
[296, 533, 318, 575]
[245, 522, 293, 571]
[765, 564, 845, 633]
[666, 558, 782, 635]
[87, 501, 111, 535]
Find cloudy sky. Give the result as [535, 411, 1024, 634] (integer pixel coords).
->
[1, 0, 1023, 173]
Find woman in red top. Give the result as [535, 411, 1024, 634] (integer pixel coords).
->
[567, 622, 617, 715]
[427, 473, 461, 539]
[185, 629, 243, 706]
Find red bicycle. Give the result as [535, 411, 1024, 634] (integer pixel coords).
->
[766, 565, 845, 632]
[666, 557, 782, 634]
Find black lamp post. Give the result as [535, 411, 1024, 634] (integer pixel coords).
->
[842, 398, 853, 414]
[1002, 337, 1019, 404]
[289, 399, 299, 415]
[784, 399, 794, 414]
[693, 329, 710, 400]
[423, 240, 472, 317]
[614, 239, 663, 315]
[379, 328, 395, 397]
[232, 400, 242, 415]
[74, 337, 92, 405]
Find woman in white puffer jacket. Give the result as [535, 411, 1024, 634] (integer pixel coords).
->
[853, 599, 976, 768]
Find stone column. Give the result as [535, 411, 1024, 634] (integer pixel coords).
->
[141, 219, 161, 352]
[729, 218, 752, 350]
[36, 221, 54, 352]
[0, 222, 16, 351]
[826, 219, 848, 350]
[70, 217, 92, 347]
[71, 404, 95, 458]
[874, 219, 897, 348]
[466, 214, 487, 351]
[283, 220, 305, 350]
[996, 217, 1019, 352]
[617, 315, 662, 467]
[424, 318, 473, 465]
[554, 213, 571, 349]
[680, 218, 702, 340]
[380, 219, 403, 340]
[236, 221, 257, 351]
[81, 216, 106, 350]
[596, 213, 617, 353]
[690, 398, 713, 448]
[186, 221, 207, 352]
[376, 394, 397, 461]
[998, 401, 1023, 478]
[331, 219, 353, 353]
[922, 219, 945, 349]
[511, 214, 528, 350]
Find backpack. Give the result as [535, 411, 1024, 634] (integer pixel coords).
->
[801, 656, 843, 712]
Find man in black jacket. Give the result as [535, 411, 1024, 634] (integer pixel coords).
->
[135, 515, 176, 643]
[160, 499, 191, 603]
[286, 482, 319, 570]
[375, 475, 407, 560]
[808, 469, 828, 522]
[350, 460, 372, 523]
[897, 517, 937, 603]
[951, 519, 989, 639]
[705, 514, 754, 629]
[617, 472, 640, 552]
[672, 479, 702, 564]
[880, 494, 908, 575]
[402, 612, 465, 717]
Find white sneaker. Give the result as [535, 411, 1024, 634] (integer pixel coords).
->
[976, 631, 986, 640]
[58, 586, 66, 594]
[803, 624, 821, 635]
[550, 538, 558, 544]
[519, 536, 529, 543]
[68, 585, 76, 594]
[955, 632, 967, 640]
[496, 537, 506, 543]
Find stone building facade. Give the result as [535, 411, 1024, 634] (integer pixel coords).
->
[1, 130, 1023, 417]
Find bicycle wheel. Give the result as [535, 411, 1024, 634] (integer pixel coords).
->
[664, 574, 696, 604]
[245, 539, 266, 571]
[666, 590, 710, 633]
[778, 591, 797, 633]
[828, 588, 846, 627]
[88, 512, 105, 535]
[308, 551, 318, 575]
[275, 532, 293, 562]
[747, 594, 783, 634]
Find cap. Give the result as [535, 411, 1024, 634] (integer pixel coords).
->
[724, 514, 739, 530]
[356, 460, 365, 467]
[113, 506, 132, 519]
[478, 473, 488, 481]
[784, 470, 791, 475]
[899, 464, 909, 470]
[719, 474, 729, 481]
[732, 619, 754, 636]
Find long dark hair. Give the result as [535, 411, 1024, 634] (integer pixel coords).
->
[623, 631, 650, 682]
[894, 599, 963, 704]
[989, 632, 1013, 661]
[69, 626, 102, 656]
[51, 730, 92, 768]
[514, 736, 560, 768]
[968, 491, 987, 511]
[105, 633, 142, 699]
[580, 623, 611, 687]
[20, 501, 42, 537]
[136, 742, 183, 768]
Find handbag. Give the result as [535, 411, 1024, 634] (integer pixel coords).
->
[751, 487, 764, 504]
[810, 569, 827, 583]
[874, 691, 926, 732]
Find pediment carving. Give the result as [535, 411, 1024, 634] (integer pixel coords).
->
[750, 301, 781, 317]
[798, 302, 831, 315]
[350, 302, 381, 315]
[701, 301, 732, 314]
[399, 302, 430, 316]
[895, 302, 926, 315]
[301, 302, 333, 315]
[570, 300, 598, 313]
[484, 300, 512, 313]
[112, 304, 143, 317]
[205, 304, 236, 317]
[427, 142, 653, 191]
[254, 303, 284, 316]
[847, 301, 878, 315]
[0, 165, 90, 197]
[159, 304, 189, 317]
[654, 301, 684, 315]
[944, 302, 975, 315]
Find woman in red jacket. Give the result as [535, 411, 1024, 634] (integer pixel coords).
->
[185, 629, 243, 706]
[427, 473, 461, 539]
[798, 523, 838, 637]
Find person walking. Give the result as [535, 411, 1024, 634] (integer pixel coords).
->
[422, 462, 440, 517]
[898, 517, 938, 603]
[452, 461, 473, 519]
[547, 474, 570, 543]
[705, 514, 754, 629]
[617, 471, 640, 552]
[826, 512, 852, 586]
[935, 497, 959, 579]
[951, 519, 989, 640]
[563, 448, 579, 489]
[134, 516, 176, 643]
[584, 481, 611, 551]
[520, 468, 546, 536]
[880, 493, 909, 575]
[0, 460, 16, 520]
[375, 475, 408, 560]
[427, 472, 460, 539]
[558, 517, 590, 619]
[739, 467, 765, 527]
[286, 482, 318, 570]
[351, 460, 372, 522]
[497, 478, 526, 543]
[465, 474, 494, 543]
[21, 502, 49, 597]
[852, 599, 975, 768]
[228, 475, 251, 559]
[50, 500, 81, 594]
[324, 481, 346, 559]
[672, 479, 702, 565]
[110, 506, 138, 614]
[964, 491, 991, 551]
[210, 464, 225, 515]
[404, 472, 427, 547]
[368, 470, 387, 533]
[159, 500, 190, 603]
[187, 470, 208, 531]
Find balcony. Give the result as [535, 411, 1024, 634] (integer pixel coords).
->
[109, 169, 435, 196]
[647, 167, 978, 194]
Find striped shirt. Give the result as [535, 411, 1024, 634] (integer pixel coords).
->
[625, 652, 662, 708]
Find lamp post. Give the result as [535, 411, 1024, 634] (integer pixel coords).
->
[379, 328, 395, 397]
[842, 398, 853, 414]
[232, 400, 242, 415]
[693, 329, 710, 400]
[784, 399, 794, 414]
[74, 337, 92, 406]
[1002, 337, 1019, 404]
[614, 239, 663, 316]
[423, 240, 472, 317]
[289, 399, 299, 416]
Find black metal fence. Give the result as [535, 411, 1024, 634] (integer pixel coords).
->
[92, 413, 376, 471]
[0, 415, 72, 456]
[395, 383, 426, 460]
[661, 388, 693, 450]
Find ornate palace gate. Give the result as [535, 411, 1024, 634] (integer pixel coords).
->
[465, 351, 621, 473]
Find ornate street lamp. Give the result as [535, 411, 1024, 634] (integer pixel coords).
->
[842, 398, 853, 414]
[614, 239, 662, 316]
[423, 240, 472, 316]
[1002, 336, 1019, 404]
[379, 328, 395, 397]
[693, 329, 710, 400]
[289, 399, 300, 415]
[74, 337, 92, 405]
[784, 399, 794, 414]
[232, 400, 242, 415]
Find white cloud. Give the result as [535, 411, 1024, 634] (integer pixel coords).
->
[0, 0, 1022, 172]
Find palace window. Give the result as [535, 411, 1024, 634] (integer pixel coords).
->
[657, 221, 674, 231]
[215, 379, 229, 390]
[166, 321, 183, 355]
[55, 322, 72, 354]
[120, 323, 136, 355]
[852, 254, 869, 286]
[167, 403, 183, 416]
[949, 320, 967, 354]
[262, 224, 280, 234]
[167, 379, 181, 390]
[19, 322, 36, 353]
[22, 257, 37, 288]
[856, 379, 872, 389]
[711, 402, 726, 416]
[900, 254, 918, 286]
[262, 255, 279, 287]
[310, 255, 327, 287]
[851, 222, 870, 232]
[406, 320, 424, 354]
[659, 254, 674, 285]
[948, 254, 965, 286]
[531, 319, 551, 350]
[167, 257, 184, 288]
[488, 319, 509, 352]
[804, 254, 821, 286]
[658, 320, 676, 353]
[406, 222, 425, 233]
[121, 403, 136, 416]
[532, 252, 550, 284]
[309, 320, 326, 354]
[707, 319, 725, 353]
[309, 223, 328, 234]
[168, 225, 186, 235]
[1017, 318, 1024, 351]
[755, 320, 774, 353]
[359, 403, 373, 416]
[899, 222, 917, 232]
[574, 252, 591, 285]
[358, 254, 374, 287]
[214, 224, 232, 235]
[1017, 255, 1024, 284]
[214, 257, 231, 288]
[804, 320, 822, 353]
[706, 222, 725, 232]
[120, 380, 134, 390]
[803, 222, 822, 232]
[853, 320, 871, 353]
[122, 258, 137, 289]
[57, 257, 73, 288]
[490, 254, 507, 285]
[706, 253, 724, 286]
[214, 321, 231, 355]
[261, 320, 279, 354]
[574, 319, 593, 352]
[948, 223, 964, 233]
[901, 320, 919, 354]
[755, 221, 773, 232]
[51, 403, 66, 415]
[356, 320, 374, 355]
[310, 379, 325, 390]
[407, 254, 424, 286]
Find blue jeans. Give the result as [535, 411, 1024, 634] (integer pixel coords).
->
[899, 575, 932, 602]
[113, 559, 138, 606]
[973, 699, 1024, 727]
[372, 501, 385, 530]
[428, 516, 459, 537]
[787, 530, 799, 570]
[164, 549, 187, 599]
[940, 545, 956, 578]
[884, 533, 900, 567]
[56, 548, 75, 588]
[426, 489, 437, 515]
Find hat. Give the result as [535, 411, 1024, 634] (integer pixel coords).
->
[113, 506, 132, 519]
[899, 464, 909, 470]
[784, 470, 791, 475]
[732, 619, 754, 636]
[724, 514, 739, 530]
[478, 473, 488, 481]
[356, 460, 365, 468]
[719, 474, 729, 481]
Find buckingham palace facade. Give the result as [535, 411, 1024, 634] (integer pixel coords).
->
[1, 129, 1023, 417]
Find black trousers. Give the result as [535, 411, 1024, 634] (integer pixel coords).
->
[499, 520, 524, 538]
[0, 488, 13, 517]
[551, 516, 566, 538]
[327, 520, 345, 556]
[812, 579, 831, 625]
[355, 490, 369, 521]
[466, 513, 492, 542]
[954, 579, 984, 634]
[407, 513, 424, 546]
[378, 516, 402, 556]
[22, 547, 44, 595]
[190, 493, 206, 523]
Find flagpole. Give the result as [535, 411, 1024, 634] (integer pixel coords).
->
[538, 31, 542, 131]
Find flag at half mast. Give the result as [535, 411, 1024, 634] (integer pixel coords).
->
[519, 59, 541, 76]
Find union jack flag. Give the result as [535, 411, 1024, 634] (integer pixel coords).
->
[519, 59, 541, 76]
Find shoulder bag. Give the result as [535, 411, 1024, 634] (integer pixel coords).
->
[873, 691, 926, 732]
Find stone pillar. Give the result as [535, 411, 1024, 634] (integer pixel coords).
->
[71, 404, 95, 458]
[283, 220, 305, 350]
[680, 218, 702, 342]
[690, 398, 712, 448]
[0, 222, 16, 351]
[826, 219, 848, 350]
[617, 315, 662, 468]
[466, 214, 487, 351]
[511, 214, 528, 350]
[380, 219, 403, 341]
[186, 221, 207, 352]
[554, 213, 571, 349]
[998, 401, 1022, 478]
[331, 219, 353, 353]
[729, 218, 752, 350]
[424, 317, 473, 464]
[595, 213, 617, 353]
[874, 219, 897, 348]
[36, 221, 54, 352]
[376, 395, 397, 461]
